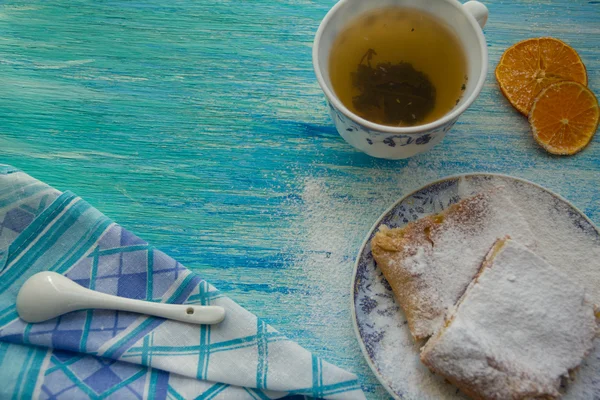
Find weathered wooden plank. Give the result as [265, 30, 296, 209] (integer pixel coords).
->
[1, 0, 598, 397]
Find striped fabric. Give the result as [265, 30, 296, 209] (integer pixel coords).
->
[0, 166, 365, 400]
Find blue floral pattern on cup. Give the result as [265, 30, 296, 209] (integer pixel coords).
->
[327, 101, 458, 159]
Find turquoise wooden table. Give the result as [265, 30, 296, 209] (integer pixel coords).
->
[1, 0, 599, 398]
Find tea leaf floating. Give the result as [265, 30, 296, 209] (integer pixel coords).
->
[352, 48, 436, 126]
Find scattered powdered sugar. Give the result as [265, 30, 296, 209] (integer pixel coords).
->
[421, 239, 598, 399]
[354, 175, 600, 399]
[286, 166, 437, 314]
[280, 160, 440, 397]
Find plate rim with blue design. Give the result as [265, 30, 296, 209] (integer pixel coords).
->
[350, 173, 600, 399]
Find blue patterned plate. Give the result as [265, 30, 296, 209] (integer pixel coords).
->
[351, 174, 600, 400]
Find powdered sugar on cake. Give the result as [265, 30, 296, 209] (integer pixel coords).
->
[421, 239, 598, 399]
[458, 176, 600, 307]
[375, 187, 536, 339]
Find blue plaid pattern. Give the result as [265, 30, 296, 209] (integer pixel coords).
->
[0, 166, 365, 400]
[0, 169, 61, 269]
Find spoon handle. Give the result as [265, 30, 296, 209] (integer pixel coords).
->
[79, 290, 225, 325]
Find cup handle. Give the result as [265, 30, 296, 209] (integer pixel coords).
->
[463, 1, 488, 28]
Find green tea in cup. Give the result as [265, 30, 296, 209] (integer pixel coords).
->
[329, 7, 468, 127]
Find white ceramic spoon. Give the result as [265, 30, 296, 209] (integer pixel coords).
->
[16, 271, 225, 325]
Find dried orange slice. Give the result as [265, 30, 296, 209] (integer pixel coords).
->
[496, 38, 587, 115]
[529, 81, 599, 155]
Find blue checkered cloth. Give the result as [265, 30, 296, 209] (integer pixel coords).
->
[0, 166, 365, 399]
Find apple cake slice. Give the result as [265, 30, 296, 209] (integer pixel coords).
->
[420, 238, 598, 400]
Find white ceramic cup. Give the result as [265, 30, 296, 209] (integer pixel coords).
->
[313, 0, 489, 159]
